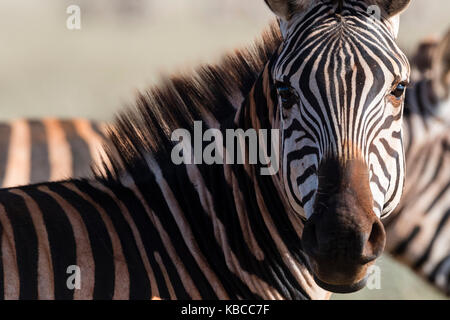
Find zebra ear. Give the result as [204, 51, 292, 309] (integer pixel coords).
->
[371, 0, 410, 38]
[264, 0, 311, 21]
[374, 0, 411, 17]
[431, 30, 450, 99]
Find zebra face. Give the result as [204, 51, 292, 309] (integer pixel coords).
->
[266, 0, 410, 292]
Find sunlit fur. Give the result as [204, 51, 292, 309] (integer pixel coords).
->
[0, 119, 107, 188]
[271, 1, 410, 219]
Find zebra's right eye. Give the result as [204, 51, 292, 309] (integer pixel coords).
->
[390, 81, 408, 99]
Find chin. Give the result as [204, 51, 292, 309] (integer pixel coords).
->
[310, 261, 372, 294]
[313, 275, 369, 294]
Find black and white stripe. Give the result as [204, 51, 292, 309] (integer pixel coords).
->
[0, 118, 107, 188]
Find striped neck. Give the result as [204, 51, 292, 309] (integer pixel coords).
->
[220, 59, 329, 299]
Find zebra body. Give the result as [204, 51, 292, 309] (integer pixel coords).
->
[0, 160, 327, 299]
[0, 0, 412, 299]
[0, 119, 107, 188]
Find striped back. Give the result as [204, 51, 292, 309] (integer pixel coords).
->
[0, 119, 108, 188]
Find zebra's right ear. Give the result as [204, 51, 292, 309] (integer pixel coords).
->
[264, 0, 311, 21]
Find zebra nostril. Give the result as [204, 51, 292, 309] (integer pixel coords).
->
[362, 220, 386, 262]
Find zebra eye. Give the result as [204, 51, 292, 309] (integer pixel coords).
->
[275, 81, 298, 107]
[391, 82, 408, 99]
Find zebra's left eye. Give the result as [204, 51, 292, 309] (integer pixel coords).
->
[275, 81, 298, 107]
[391, 82, 408, 99]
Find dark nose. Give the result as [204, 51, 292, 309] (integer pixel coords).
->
[303, 193, 386, 266]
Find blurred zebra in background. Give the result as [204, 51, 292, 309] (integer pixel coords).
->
[385, 30, 450, 295]
[0, 119, 107, 188]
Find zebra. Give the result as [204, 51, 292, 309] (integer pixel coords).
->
[410, 36, 440, 82]
[0, 0, 411, 299]
[384, 30, 450, 295]
[0, 118, 108, 188]
[0, 44, 444, 298]
[0, 37, 446, 299]
[0, 39, 445, 298]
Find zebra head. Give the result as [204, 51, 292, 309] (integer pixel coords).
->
[265, 0, 410, 292]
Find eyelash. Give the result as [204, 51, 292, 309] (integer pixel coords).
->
[390, 81, 409, 100]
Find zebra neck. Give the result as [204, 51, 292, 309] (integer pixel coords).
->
[206, 63, 329, 299]
[92, 23, 329, 298]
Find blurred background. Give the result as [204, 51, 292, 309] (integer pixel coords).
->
[0, 0, 448, 299]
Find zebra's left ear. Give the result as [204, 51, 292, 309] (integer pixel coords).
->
[374, 0, 411, 17]
[372, 0, 411, 38]
[431, 30, 450, 99]
[264, 0, 311, 21]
